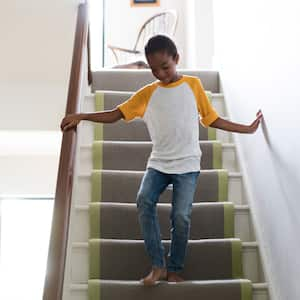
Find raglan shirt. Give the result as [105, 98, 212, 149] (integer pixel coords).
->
[117, 75, 219, 174]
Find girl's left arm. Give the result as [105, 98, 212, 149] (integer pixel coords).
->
[210, 110, 263, 134]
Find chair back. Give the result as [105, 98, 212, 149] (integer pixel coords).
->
[133, 10, 178, 52]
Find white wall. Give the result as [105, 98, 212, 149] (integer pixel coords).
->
[0, 1, 86, 195]
[213, 1, 300, 299]
[0, 131, 61, 195]
[103, 0, 214, 69]
[89, 0, 104, 70]
[0, 0, 80, 130]
[194, 0, 214, 69]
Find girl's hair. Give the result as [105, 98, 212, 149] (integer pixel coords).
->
[144, 35, 178, 58]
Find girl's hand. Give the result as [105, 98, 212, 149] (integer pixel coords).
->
[60, 114, 82, 132]
[247, 110, 263, 133]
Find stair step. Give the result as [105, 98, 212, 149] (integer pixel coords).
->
[73, 171, 246, 206]
[70, 240, 263, 283]
[78, 118, 233, 145]
[72, 203, 254, 242]
[78, 141, 238, 173]
[83, 91, 226, 116]
[68, 282, 269, 300]
[91, 69, 220, 93]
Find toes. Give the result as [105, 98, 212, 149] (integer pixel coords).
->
[141, 269, 167, 286]
[167, 272, 184, 283]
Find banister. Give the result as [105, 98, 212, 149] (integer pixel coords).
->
[43, 2, 89, 299]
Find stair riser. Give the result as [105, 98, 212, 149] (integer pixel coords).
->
[70, 243, 261, 283]
[78, 122, 233, 145]
[78, 144, 238, 173]
[91, 70, 220, 93]
[74, 174, 246, 206]
[72, 206, 254, 242]
[66, 286, 269, 300]
[83, 93, 226, 117]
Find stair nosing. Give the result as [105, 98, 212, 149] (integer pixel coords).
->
[78, 171, 242, 177]
[72, 240, 258, 248]
[69, 281, 268, 290]
[75, 203, 250, 211]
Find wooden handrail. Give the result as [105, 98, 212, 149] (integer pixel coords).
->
[43, 2, 89, 300]
[87, 26, 92, 85]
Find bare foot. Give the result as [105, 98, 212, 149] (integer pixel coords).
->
[167, 272, 184, 283]
[140, 267, 167, 286]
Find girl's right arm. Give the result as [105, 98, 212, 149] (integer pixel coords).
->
[60, 107, 124, 132]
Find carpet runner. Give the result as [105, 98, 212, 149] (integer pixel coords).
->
[86, 91, 252, 300]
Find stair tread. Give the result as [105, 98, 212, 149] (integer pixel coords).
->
[69, 280, 268, 289]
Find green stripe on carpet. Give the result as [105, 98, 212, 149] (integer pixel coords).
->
[88, 279, 101, 300]
[208, 127, 216, 140]
[232, 239, 243, 279]
[94, 92, 104, 141]
[92, 170, 102, 202]
[89, 239, 101, 279]
[224, 202, 234, 238]
[89, 203, 100, 238]
[218, 170, 228, 202]
[241, 280, 252, 300]
[213, 142, 222, 169]
[94, 124, 103, 141]
[95, 92, 104, 111]
[93, 142, 103, 169]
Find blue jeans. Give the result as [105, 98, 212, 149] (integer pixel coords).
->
[136, 167, 200, 273]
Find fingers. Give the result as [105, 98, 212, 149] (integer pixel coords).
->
[61, 119, 78, 132]
[256, 110, 263, 119]
[62, 123, 73, 132]
[253, 119, 260, 129]
[60, 116, 70, 131]
[63, 123, 74, 131]
[249, 113, 262, 133]
[60, 121, 66, 131]
[251, 110, 263, 132]
[253, 117, 261, 127]
[60, 114, 79, 132]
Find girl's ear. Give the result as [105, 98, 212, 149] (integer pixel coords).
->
[174, 53, 180, 64]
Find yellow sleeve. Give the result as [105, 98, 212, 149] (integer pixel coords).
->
[186, 77, 219, 127]
[117, 83, 157, 122]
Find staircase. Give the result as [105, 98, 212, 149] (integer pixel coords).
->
[62, 70, 270, 300]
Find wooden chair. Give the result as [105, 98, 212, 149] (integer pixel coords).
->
[108, 10, 178, 66]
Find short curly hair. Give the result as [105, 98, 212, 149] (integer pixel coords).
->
[144, 35, 178, 58]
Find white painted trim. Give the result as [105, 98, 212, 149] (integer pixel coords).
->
[223, 89, 278, 300]
[62, 44, 91, 300]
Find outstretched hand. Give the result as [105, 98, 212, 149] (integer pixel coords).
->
[60, 113, 82, 132]
[248, 110, 263, 133]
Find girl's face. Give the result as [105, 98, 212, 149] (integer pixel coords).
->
[146, 51, 179, 84]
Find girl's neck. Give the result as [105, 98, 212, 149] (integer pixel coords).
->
[169, 73, 182, 83]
